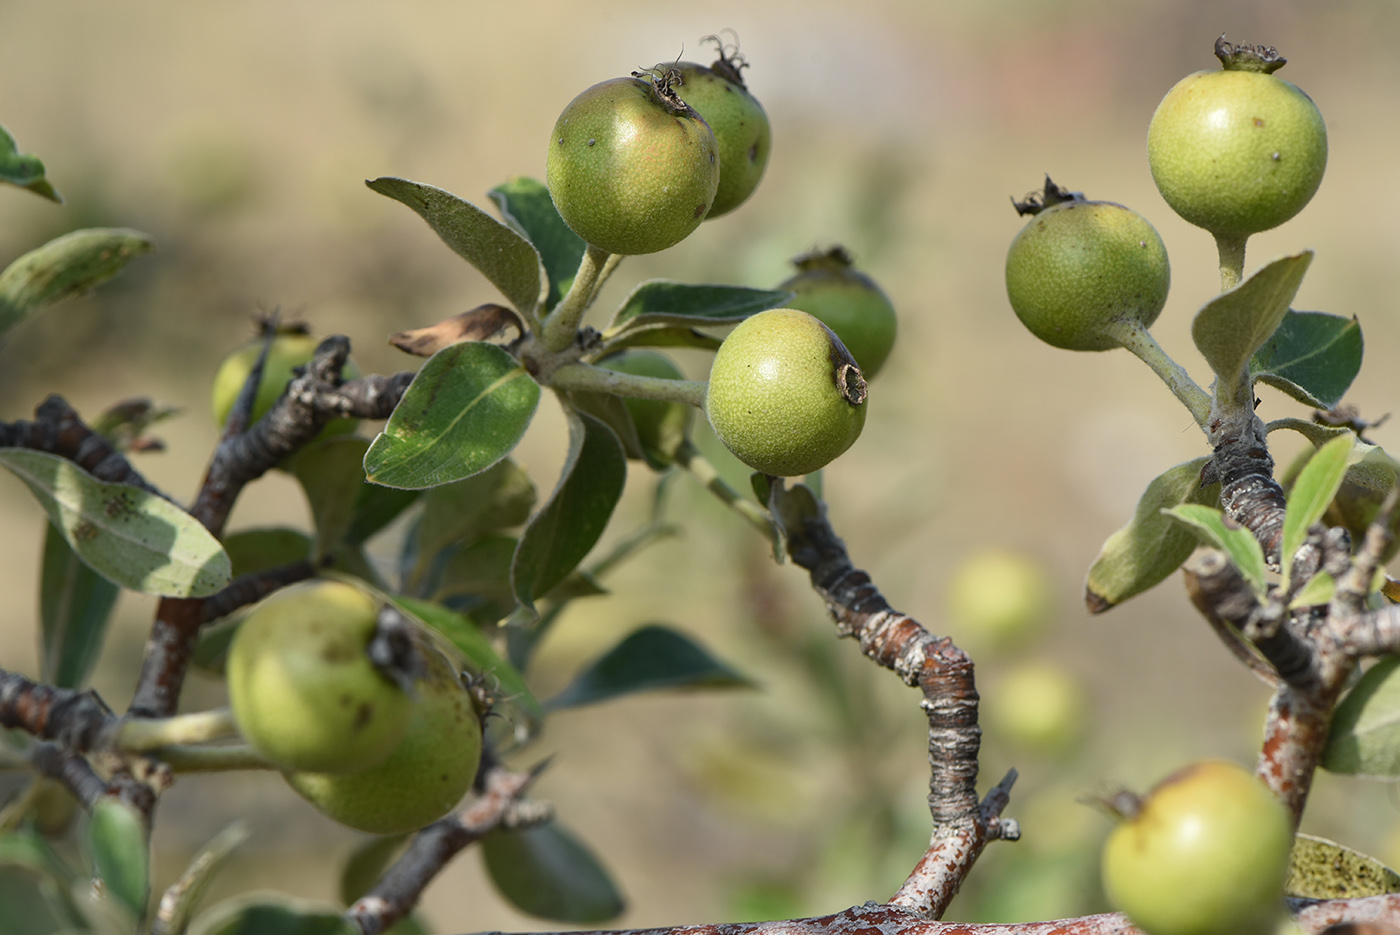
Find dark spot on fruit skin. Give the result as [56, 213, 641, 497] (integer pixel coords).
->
[1254, 117, 1265, 128]
[587, 138, 595, 146]
[748, 143, 758, 164]
[694, 202, 708, 218]
[353, 702, 372, 731]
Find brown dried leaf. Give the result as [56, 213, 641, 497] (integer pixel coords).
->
[389, 303, 522, 357]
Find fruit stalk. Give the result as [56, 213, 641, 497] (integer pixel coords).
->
[155, 744, 275, 774]
[549, 361, 708, 408]
[672, 440, 778, 543]
[1101, 318, 1212, 430]
[118, 708, 240, 752]
[541, 243, 613, 352]
[1216, 232, 1249, 292]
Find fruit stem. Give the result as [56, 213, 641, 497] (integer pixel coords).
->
[156, 744, 276, 773]
[117, 708, 241, 752]
[1104, 318, 1212, 432]
[1216, 233, 1249, 292]
[674, 440, 779, 544]
[541, 243, 614, 352]
[549, 361, 709, 408]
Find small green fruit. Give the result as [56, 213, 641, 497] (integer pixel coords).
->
[706, 308, 867, 477]
[227, 581, 411, 774]
[284, 633, 481, 835]
[546, 70, 719, 255]
[1102, 760, 1293, 935]
[596, 349, 694, 468]
[210, 324, 360, 435]
[1148, 38, 1327, 240]
[986, 662, 1085, 755]
[946, 548, 1052, 653]
[778, 246, 897, 378]
[673, 41, 771, 219]
[1006, 180, 1170, 352]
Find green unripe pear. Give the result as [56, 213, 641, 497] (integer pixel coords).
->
[1005, 180, 1170, 352]
[210, 324, 360, 436]
[596, 349, 693, 468]
[284, 633, 482, 835]
[546, 70, 719, 256]
[673, 45, 771, 219]
[777, 247, 897, 378]
[946, 547, 1052, 654]
[986, 662, 1086, 756]
[706, 308, 867, 477]
[227, 580, 412, 774]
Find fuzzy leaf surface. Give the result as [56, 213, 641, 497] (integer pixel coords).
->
[40, 522, 119, 689]
[0, 449, 230, 597]
[1286, 834, 1400, 899]
[1323, 657, 1400, 777]
[1162, 504, 1268, 595]
[489, 177, 585, 314]
[1085, 457, 1220, 613]
[547, 624, 755, 710]
[1192, 252, 1313, 389]
[608, 281, 792, 332]
[510, 410, 626, 609]
[367, 176, 543, 316]
[482, 822, 625, 923]
[1281, 432, 1354, 586]
[0, 228, 152, 338]
[1251, 310, 1363, 409]
[0, 123, 60, 201]
[363, 342, 540, 490]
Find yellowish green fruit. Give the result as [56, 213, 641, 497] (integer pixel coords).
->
[946, 548, 1052, 653]
[546, 71, 719, 255]
[986, 662, 1085, 755]
[673, 50, 770, 219]
[285, 635, 482, 835]
[227, 580, 411, 774]
[1148, 39, 1327, 240]
[210, 326, 360, 436]
[1006, 183, 1170, 352]
[778, 247, 897, 378]
[1102, 760, 1292, 935]
[706, 308, 867, 477]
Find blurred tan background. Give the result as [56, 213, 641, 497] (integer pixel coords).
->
[5, 0, 1400, 929]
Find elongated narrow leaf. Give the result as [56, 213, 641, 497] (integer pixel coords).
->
[89, 797, 149, 917]
[511, 410, 626, 609]
[1162, 504, 1268, 595]
[153, 821, 249, 935]
[391, 595, 542, 728]
[1281, 433, 1354, 586]
[366, 177, 543, 317]
[547, 624, 755, 710]
[1323, 657, 1400, 777]
[482, 822, 624, 923]
[40, 522, 119, 688]
[363, 342, 540, 490]
[0, 123, 60, 202]
[0, 449, 230, 597]
[1085, 457, 1220, 613]
[292, 436, 370, 557]
[599, 323, 723, 353]
[188, 894, 357, 935]
[489, 177, 586, 313]
[1287, 834, 1400, 899]
[221, 528, 314, 578]
[0, 228, 153, 338]
[1192, 252, 1313, 392]
[1251, 310, 1363, 409]
[607, 281, 793, 332]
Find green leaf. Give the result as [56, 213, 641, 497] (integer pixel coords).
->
[1323, 657, 1400, 777]
[1161, 504, 1268, 595]
[1191, 252, 1313, 394]
[0, 857, 83, 935]
[338, 833, 410, 906]
[1288, 570, 1336, 609]
[1286, 833, 1400, 899]
[1085, 457, 1221, 613]
[0, 228, 153, 339]
[189, 894, 357, 935]
[489, 177, 585, 314]
[0, 449, 230, 597]
[434, 534, 518, 624]
[0, 123, 60, 202]
[363, 342, 540, 490]
[367, 177, 543, 317]
[344, 483, 420, 547]
[511, 410, 626, 609]
[547, 624, 756, 710]
[40, 521, 120, 689]
[221, 527, 314, 579]
[390, 595, 542, 729]
[412, 458, 536, 572]
[607, 281, 793, 332]
[154, 821, 250, 935]
[291, 436, 370, 558]
[1251, 310, 1363, 409]
[482, 822, 625, 923]
[597, 323, 723, 354]
[1281, 432, 1354, 586]
[89, 797, 150, 917]
[1326, 443, 1400, 562]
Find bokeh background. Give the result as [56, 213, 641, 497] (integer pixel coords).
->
[4, 0, 1400, 929]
